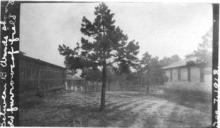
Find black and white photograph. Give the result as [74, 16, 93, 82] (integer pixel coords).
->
[0, 0, 219, 127]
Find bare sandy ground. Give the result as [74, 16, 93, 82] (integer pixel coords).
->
[106, 92, 211, 128]
[19, 91, 211, 127]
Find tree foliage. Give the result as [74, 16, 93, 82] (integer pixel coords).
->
[185, 29, 212, 65]
[81, 67, 102, 82]
[159, 55, 181, 67]
[140, 52, 166, 86]
[58, 3, 140, 110]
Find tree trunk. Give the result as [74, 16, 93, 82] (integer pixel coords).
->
[93, 81, 95, 92]
[146, 81, 151, 95]
[100, 61, 107, 111]
[146, 85, 150, 94]
[108, 80, 110, 91]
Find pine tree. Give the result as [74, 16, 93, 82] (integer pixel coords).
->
[58, 2, 139, 110]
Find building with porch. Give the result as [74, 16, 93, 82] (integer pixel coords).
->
[163, 60, 212, 85]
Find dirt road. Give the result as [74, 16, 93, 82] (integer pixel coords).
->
[106, 92, 211, 128]
[19, 91, 211, 127]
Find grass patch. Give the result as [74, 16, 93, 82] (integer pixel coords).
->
[19, 91, 138, 127]
[152, 84, 212, 113]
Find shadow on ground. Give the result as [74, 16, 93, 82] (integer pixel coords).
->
[19, 91, 138, 127]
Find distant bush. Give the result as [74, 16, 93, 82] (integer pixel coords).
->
[164, 82, 212, 94]
[162, 82, 212, 107]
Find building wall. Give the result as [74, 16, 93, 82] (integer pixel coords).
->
[164, 65, 211, 84]
[19, 55, 65, 95]
[172, 69, 178, 82]
[180, 67, 188, 81]
[204, 67, 212, 85]
[190, 66, 201, 83]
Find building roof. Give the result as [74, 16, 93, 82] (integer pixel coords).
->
[162, 60, 187, 69]
[20, 54, 65, 70]
[162, 60, 206, 70]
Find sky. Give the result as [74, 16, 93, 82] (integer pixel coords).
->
[20, 2, 212, 67]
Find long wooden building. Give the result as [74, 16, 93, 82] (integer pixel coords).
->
[163, 60, 212, 85]
[19, 54, 66, 95]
